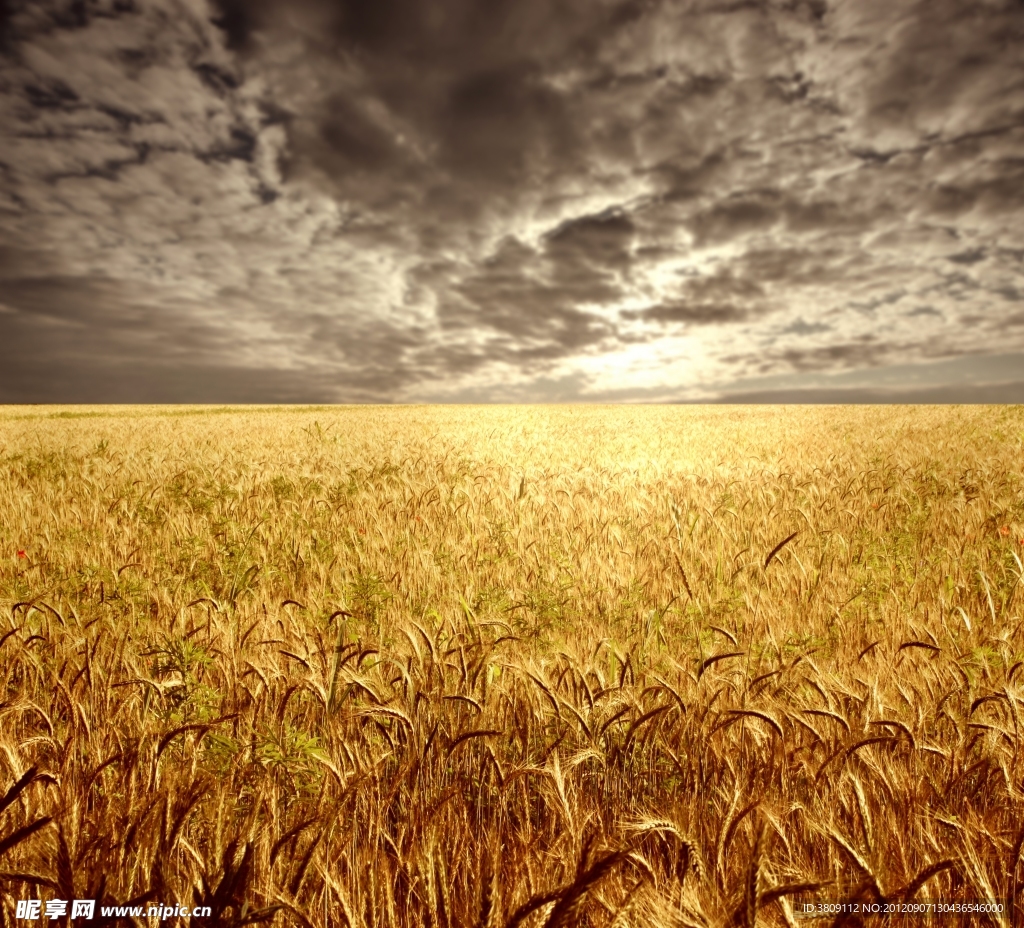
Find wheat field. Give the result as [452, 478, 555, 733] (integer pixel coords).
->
[1, 404, 1022, 927]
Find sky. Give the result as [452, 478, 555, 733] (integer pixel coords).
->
[1, 0, 1023, 404]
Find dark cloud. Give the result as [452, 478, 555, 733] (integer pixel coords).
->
[704, 350, 1024, 403]
[393, 207, 642, 373]
[775, 340, 890, 372]
[0, 270, 431, 402]
[619, 264, 768, 328]
[545, 210, 635, 271]
[316, 94, 407, 174]
[437, 64, 572, 187]
[0, 344, 340, 404]
[624, 303, 748, 325]
[781, 317, 832, 335]
[192, 61, 241, 95]
[947, 248, 987, 266]
[688, 192, 781, 246]
[0, 271, 238, 362]
[782, 197, 879, 236]
[23, 78, 80, 111]
[437, 232, 621, 356]
[208, 0, 255, 52]
[0, 0, 1023, 400]
[1, 275, 138, 325]
[708, 381, 1024, 404]
[854, 0, 1024, 146]
[0, 241, 62, 277]
[684, 268, 764, 303]
[207, 0, 614, 212]
[736, 247, 853, 286]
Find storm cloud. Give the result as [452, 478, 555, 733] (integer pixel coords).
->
[1, 0, 1023, 401]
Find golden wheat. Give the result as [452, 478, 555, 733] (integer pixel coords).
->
[0, 404, 1022, 926]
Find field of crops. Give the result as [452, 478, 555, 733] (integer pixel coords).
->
[1, 404, 1023, 927]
